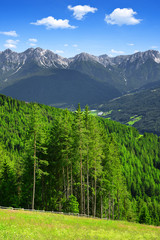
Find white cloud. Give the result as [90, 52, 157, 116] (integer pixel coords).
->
[151, 46, 158, 49]
[28, 39, 37, 47]
[73, 44, 78, 48]
[134, 50, 139, 53]
[68, 5, 97, 20]
[55, 50, 64, 54]
[29, 38, 37, 43]
[31, 16, 76, 29]
[111, 49, 125, 54]
[29, 43, 36, 47]
[4, 39, 19, 49]
[64, 44, 69, 47]
[0, 30, 18, 37]
[105, 8, 142, 26]
[4, 44, 17, 49]
[128, 43, 134, 46]
[6, 39, 19, 44]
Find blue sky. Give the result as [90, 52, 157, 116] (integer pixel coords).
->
[0, 0, 160, 57]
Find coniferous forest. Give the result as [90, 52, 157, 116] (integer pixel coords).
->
[0, 94, 160, 226]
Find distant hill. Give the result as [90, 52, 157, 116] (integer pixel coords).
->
[94, 87, 160, 135]
[1, 68, 121, 108]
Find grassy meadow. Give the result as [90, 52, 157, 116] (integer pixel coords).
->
[0, 209, 160, 240]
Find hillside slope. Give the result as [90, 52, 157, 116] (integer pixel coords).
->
[95, 87, 160, 135]
[1, 94, 160, 225]
[0, 209, 160, 240]
[1, 69, 121, 108]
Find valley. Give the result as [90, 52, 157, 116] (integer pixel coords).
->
[1, 48, 160, 227]
[2, 0, 160, 235]
[1, 48, 160, 135]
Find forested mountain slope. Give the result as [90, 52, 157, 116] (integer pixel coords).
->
[0, 94, 160, 225]
[1, 69, 120, 108]
[95, 87, 160, 135]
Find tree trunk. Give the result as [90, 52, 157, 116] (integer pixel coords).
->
[112, 197, 114, 220]
[62, 167, 66, 198]
[32, 131, 36, 210]
[101, 194, 103, 218]
[41, 175, 44, 210]
[108, 192, 111, 220]
[71, 163, 73, 195]
[87, 160, 89, 216]
[92, 179, 94, 216]
[67, 164, 69, 199]
[83, 178, 85, 214]
[117, 189, 120, 220]
[94, 166, 96, 217]
[80, 148, 83, 214]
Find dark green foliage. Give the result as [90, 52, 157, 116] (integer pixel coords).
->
[1, 69, 120, 108]
[63, 195, 79, 213]
[0, 161, 18, 207]
[1, 94, 160, 226]
[139, 202, 151, 225]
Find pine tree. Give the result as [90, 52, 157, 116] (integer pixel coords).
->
[88, 117, 103, 217]
[74, 104, 87, 214]
[0, 161, 18, 207]
[26, 104, 48, 209]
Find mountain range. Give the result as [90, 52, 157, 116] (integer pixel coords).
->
[1, 47, 160, 108]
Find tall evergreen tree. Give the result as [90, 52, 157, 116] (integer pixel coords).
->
[74, 104, 87, 214]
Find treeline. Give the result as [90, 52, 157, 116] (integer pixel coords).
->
[0, 94, 160, 225]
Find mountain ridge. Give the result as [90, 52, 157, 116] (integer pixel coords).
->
[1, 47, 160, 108]
[1, 48, 160, 70]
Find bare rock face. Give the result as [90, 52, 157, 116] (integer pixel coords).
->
[1, 48, 160, 76]
[0, 48, 69, 79]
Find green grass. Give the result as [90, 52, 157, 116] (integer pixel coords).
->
[102, 110, 113, 116]
[127, 116, 142, 126]
[130, 115, 138, 119]
[0, 209, 160, 240]
[89, 110, 99, 116]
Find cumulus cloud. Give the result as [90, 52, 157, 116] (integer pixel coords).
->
[0, 30, 18, 37]
[105, 8, 142, 26]
[29, 43, 36, 47]
[68, 5, 97, 20]
[151, 46, 158, 49]
[31, 16, 76, 29]
[55, 50, 64, 54]
[29, 38, 38, 43]
[4, 39, 19, 49]
[128, 43, 134, 46]
[111, 49, 125, 54]
[73, 44, 78, 48]
[64, 44, 69, 47]
[28, 38, 38, 47]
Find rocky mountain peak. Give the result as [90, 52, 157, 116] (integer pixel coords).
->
[70, 52, 99, 63]
[98, 54, 115, 67]
[1, 48, 160, 81]
[3, 49, 13, 55]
